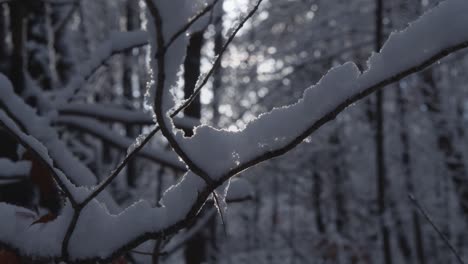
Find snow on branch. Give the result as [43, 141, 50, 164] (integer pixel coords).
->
[1, 0, 468, 262]
[54, 115, 185, 171]
[56, 103, 200, 128]
[168, 0, 468, 182]
[146, 0, 263, 186]
[55, 30, 149, 104]
[0, 75, 119, 210]
[0, 159, 31, 181]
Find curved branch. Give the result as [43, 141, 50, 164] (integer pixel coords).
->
[0, 112, 77, 206]
[1, 0, 468, 262]
[145, 0, 214, 184]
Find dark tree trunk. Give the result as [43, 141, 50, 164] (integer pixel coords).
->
[183, 31, 204, 127]
[9, 1, 26, 93]
[123, 0, 141, 188]
[0, 5, 9, 74]
[211, 0, 224, 126]
[313, 171, 325, 234]
[51, 3, 77, 84]
[397, 84, 426, 264]
[0, 1, 35, 209]
[26, 2, 57, 90]
[182, 30, 217, 264]
[420, 69, 468, 219]
[329, 129, 348, 234]
[374, 1, 392, 263]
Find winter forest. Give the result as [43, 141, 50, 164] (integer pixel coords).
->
[2, 0, 468, 263]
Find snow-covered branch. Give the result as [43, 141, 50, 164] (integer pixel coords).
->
[0, 159, 31, 181]
[54, 115, 185, 171]
[1, 0, 468, 262]
[54, 30, 149, 104]
[56, 103, 200, 128]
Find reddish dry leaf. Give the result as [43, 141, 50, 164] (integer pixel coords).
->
[23, 151, 56, 201]
[15, 210, 36, 220]
[112, 256, 128, 264]
[0, 249, 21, 264]
[30, 212, 57, 226]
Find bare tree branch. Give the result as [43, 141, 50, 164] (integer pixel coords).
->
[165, 0, 220, 49]
[409, 194, 465, 264]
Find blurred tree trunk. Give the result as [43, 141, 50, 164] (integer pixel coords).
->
[0, 1, 35, 209]
[212, 0, 224, 126]
[329, 129, 348, 234]
[9, 1, 26, 93]
[374, 0, 392, 263]
[289, 175, 296, 264]
[0, 5, 8, 74]
[123, 0, 141, 188]
[182, 30, 218, 264]
[52, 3, 77, 84]
[396, 83, 426, 264]
[183, 31, 204, 128]
[26, 2, 58, 90]
[420, 69, 468, 218]
[313, 171, 325, 234]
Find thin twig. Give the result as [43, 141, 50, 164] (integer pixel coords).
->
[212, 191, 228, 235]
[408, 194, 465, 264]
[171, 0, 264, 120]
[62, 0, 264, 207]
[53, 1, 79, 34]
[145, 0, 265, 184]
[0, 118, 77, 207]
[146, 0, 215, 185]
[82, 126, 159, 206]
[165, 0, 219, 49]
[131, 249, 167, 257]
[54, 3, 468, 263]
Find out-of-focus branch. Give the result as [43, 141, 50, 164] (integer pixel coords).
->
[54, 116, 185, 171]
[173, 0, 264, 124]
[55, 30, 149, 103]
[56, 103, 200, 128]
[165, 0, 220, 49]
[409, 194, 465, 264]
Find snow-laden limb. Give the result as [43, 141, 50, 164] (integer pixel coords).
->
[68, 171, 206, 260]
[144, 0, 215, 115]
[0, 202, 74, 258]
[0, 75, 119, 210]
[2, 0, 468, 262]
[54, 115, 185, 171]
[0, 95, 82, 204]
[0, 159, 31, 179]
[56, 103, 200, 128]
[54, 30, 148, 104]
[147, 0, 262, 183]
[167, 0, 468, 179]
[162, 178, 251, 256]
[145, 0, 196, 115]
